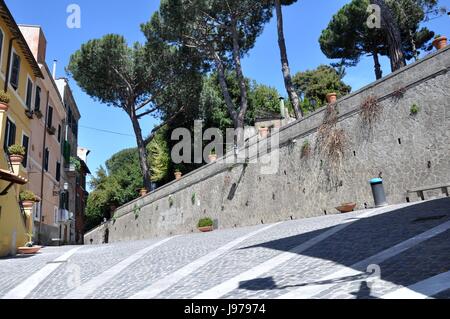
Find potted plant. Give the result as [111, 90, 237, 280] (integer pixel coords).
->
[8, 144, 26, 165]
[0, 90, 11, 112]
[17, 233, 42, 255]
[69, 156, 81, 172]
[258, 126, 269, 138]
[139, 188, 148, 197]
[198, 217, 214, 232]
[432, 34, 447, 50]
[19, 190, 38, 208]
[208, 148, 218, 162]
[336, 202, 357, 213]
[326, 92, 338, 104]
[174, 169, 182, 180]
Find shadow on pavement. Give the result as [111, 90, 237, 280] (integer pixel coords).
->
[238, 198, 450, 299]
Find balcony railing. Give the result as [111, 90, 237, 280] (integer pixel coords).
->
[57, 209, 72, 223]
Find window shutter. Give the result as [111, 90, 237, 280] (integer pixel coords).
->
[22, 135, 29, 167]
[26, 79, 33, 109]
[35, 86, 41, 111]
[10, 53, 20, 90]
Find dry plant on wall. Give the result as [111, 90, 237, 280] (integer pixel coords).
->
[391, 86, 406, 101]
[316, 103, 347, 176]
[360, 95, 383, 128]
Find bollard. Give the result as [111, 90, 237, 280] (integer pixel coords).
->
[370, 178, 388, 207]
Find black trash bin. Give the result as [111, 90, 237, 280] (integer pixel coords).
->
[370, 178, 388, 207]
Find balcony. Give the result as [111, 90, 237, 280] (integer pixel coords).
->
[57, 209, 73, 223]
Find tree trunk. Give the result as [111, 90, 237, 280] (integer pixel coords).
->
[230, 19, 249, 128]
[371, 0, 405, 71]
[129, 111, 152, 191]
[213, 52, 238, 124]
[372, 49, 383, 80]
[275, 0, 303, 119]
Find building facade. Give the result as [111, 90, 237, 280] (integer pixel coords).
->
[0, 0, 43, 257]
[19, 25, 76, 245]
[56, 77, 88, 245]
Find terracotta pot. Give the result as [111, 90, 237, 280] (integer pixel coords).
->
[198, 226, 213, 233]
[9, 154, 24, 164]
[326, 93, 337, 104]
[433, 36, 447, 50]
[139, 188, 148, 197]
[0, 102, 9, 112]
[22, 201, 35, 209]
[17, 246, 42, 255]
[336, 202, 357, 213]
[174, 172, 182, 180]
[259, 127, 269, 138]
[208, 154, 218, 162]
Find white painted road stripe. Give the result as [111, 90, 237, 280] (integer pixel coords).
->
[129, 223, 281, 299]
[2, 247, 82, 299]
[381, 271, 450, 299]
[278, 220, 450, 299]
[194, 209, 378, 299]
[65, 237, 177, 299]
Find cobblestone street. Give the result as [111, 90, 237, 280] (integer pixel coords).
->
[1, 198, 449, 299]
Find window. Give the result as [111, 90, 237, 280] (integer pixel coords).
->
[47, 106, 53, 129]
[25, 78, 33, 110]
[57, 125, 62, 143]
[56, 161, 61, 182]
[44, 148, 49, 172]
[22, 135, 29, 168]
[10, 52, 20, 90]
[3, 117, 16, 152]
[34, 203, 41, 222]
[34, 86, 41, 111]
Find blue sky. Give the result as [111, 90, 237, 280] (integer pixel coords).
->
[6, 0, 449, 181]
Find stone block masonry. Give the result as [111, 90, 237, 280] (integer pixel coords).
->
[85, 47, 450, 245]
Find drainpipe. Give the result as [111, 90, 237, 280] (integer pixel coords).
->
[37, 90, 50, 245]
[4, 37, 17, 92]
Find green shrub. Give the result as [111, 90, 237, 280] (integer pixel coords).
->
[70, 157, 81, 171]
[20, 190, 37, 202]
[410, 104, 420, 115]
[198, 217, 213, 228]
[8, 144, 25, 156]
[0, 90, 11, 104]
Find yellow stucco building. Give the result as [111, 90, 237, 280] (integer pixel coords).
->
[0, 1, 43, 257]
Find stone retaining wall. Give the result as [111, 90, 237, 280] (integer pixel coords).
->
[85, 47, 450, 244]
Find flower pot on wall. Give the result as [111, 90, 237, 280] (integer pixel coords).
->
[433, 36, 447, 50]
[21, 201, 35, 209]
[9, 154, 24, 165]
[326, 93, 337, 104]
[139, 188, 148, 197]
[17, 246, 42, 255]
[198, 226, 214, 233]
[208, 154, 218, 163]
[336, 202, 357, 213]
[174, 171, 182, 180]
[259, 127, 269, 138]
[0, 102, 9, 112]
